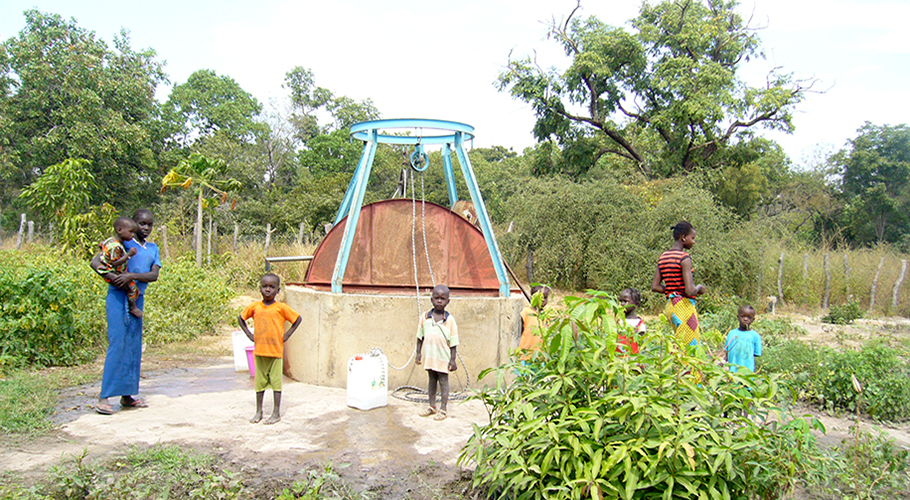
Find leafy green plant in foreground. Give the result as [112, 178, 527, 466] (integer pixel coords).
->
[460, 291, 826, 499]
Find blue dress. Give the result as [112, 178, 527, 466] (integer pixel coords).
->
[99, 240, 161, 399]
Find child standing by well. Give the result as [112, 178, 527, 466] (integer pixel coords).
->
[239, 273, 302, 424]
[518, 285, 550, 360]
[724, 305, 762, 373]
[415, 284, 459, 421]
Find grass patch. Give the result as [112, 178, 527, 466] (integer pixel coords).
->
[0, 445, 378, 500]
[0, 364, 98, 437]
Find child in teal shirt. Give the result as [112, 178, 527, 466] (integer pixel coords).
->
[724, 305, 762, 372]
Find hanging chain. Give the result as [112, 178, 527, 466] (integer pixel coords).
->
[420, 172, 435, 286]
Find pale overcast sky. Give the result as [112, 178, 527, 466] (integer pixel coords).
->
[2, 0, 908, 167]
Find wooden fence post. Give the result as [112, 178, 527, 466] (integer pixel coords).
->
[297, 222, 305, 246]
[264, 223, 276, 254]
[15, 214, 26, 249]
[233, 223, 239, 254]
[823, 253, 831, 309]
[776, 251, 785, 304]
[870, 255, 884, 313]
[892, 259, 907, 309]
[161, 225, 170, 260]
[843, 253, 851, 299]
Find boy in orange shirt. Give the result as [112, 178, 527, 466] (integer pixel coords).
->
[518, 285, 550, 361]
[239, 273, 302, 424]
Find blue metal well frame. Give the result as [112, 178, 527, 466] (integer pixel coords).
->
[331, 119, 510, 297]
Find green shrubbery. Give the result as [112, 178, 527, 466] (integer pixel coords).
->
[461, 291, 821, 499]
[499, 178, 763, 312]
[143, 254, 235, 345]
[822, 300, 864, 325]
[0, 247, 234, 367]
[0, 250, 105, 368]
[761, 338, 910, 422]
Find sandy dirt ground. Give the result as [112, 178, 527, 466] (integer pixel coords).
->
[2, 348, 488, 496]
[4, 313, 910, 498]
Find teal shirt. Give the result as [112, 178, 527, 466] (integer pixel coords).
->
[725, 328, 762, 372]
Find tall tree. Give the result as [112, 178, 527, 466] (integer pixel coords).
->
[0, 10, 167, 211]
[165, 69, 264, 147]
[497, 0, 813, 178]
[832, 122, 910, 245]
[283, 66, 380, 143]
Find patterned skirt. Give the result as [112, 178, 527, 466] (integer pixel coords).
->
[665, 293, 700, 346]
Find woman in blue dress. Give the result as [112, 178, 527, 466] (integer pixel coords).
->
[90, 209, 161, 415]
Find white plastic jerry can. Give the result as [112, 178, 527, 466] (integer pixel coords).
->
[346, 349, 388, 410]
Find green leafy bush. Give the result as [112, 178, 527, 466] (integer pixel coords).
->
[0, 250, 105, 367]
[143, 255, 235, 344]
[460, 291, 820, 499]
[761, 339, 910, 421]
[822, 300, 864, 325]
[816, 343, 910, 421]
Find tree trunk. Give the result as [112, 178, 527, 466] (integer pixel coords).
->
[161, 225, 170, 260]
[195, 189, 203, 268]
[823, 253, 831, 309]
[264, 223, 272, 254]
[213, 221, 218, 255]
[27, 221, 34, 245]
[297, 222, 305, 246]
[15, 214, 26, 250]
[892, 259, 907, 309]
[870, 255, 884, 313]
[526, 249, 534, 283]
[207, 214, 213, 267]
[776, 251, 785, 304]
[802, 254, 809, 306]
[234, 223, 239, 254]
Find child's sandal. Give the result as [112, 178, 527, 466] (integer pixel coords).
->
[418, 407, 437, 417]
[433, 410, 447, 421]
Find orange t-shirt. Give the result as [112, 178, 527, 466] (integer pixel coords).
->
[241, 301, 300, 358]
[518, 306, 544, 360]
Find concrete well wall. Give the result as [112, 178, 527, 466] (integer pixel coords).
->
[282, 286, 524, 390]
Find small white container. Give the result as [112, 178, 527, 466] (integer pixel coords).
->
[346, 350, 388, 410]
[231, 329, 254, 372]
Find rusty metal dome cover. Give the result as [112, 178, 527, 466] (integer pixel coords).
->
[305, 199, 500, 294]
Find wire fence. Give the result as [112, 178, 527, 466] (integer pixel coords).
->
[4, 214, 910, 317]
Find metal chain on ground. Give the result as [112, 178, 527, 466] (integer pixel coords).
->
[390, 349, 472, 403]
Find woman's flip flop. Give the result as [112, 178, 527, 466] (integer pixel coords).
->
[95, 403, 115, 415]
[120, 397, 148, 408]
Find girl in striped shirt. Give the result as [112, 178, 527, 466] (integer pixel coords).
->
[651, 221, 707, 346]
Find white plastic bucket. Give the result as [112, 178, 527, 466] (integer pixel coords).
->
[346, 349, 388, 410]
[232, 329, 254, 372]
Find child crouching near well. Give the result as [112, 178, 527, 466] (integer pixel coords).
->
[416, 284, 458, 421]
[239, 273, 302, 424]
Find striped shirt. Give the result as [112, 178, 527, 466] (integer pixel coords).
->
[658, 249, 691, 298]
